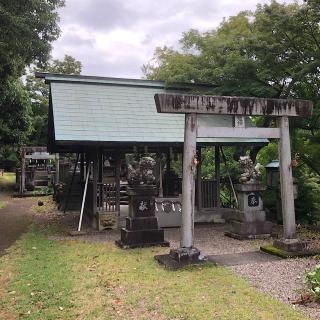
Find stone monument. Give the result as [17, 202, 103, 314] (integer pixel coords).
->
[225, 156, 273, 240]
[116, 156, 169, 248]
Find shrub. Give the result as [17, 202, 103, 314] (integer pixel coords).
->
[306, 264, 320, 299]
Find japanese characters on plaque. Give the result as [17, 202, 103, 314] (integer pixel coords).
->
[133, 197, 154, 216]
[248, 193, 259, 207]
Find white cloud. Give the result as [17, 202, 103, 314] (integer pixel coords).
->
[52, 0, 302, 78]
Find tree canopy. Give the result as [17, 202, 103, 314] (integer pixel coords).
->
[144, 0, 320, 222]
[0, 0, 65, 82]
[0, 0, 66, 166]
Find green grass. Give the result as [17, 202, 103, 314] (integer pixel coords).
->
[0, 201, 8, 209]
[30, 196, 55, 215]
[0, 172, 16, 192]
[0, 227, 310, 320]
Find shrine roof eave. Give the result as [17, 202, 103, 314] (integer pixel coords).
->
[48, 138, 269, 154]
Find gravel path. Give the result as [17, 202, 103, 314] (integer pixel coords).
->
[231, 258, 320, 319]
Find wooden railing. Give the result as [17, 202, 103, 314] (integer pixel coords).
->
[97, 183, 116, 212]
[201, 179, 217, 208]
[97, 183, 128, 212]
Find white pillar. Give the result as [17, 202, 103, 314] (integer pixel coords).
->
[181, 113, 197, 248]
[279, 116, 296, 239]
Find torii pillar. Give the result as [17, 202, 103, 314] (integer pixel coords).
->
[154, 93, 313, 268]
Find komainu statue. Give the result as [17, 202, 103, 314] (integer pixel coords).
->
[238, 155, 262, 184]
[127, 156, 156, 186]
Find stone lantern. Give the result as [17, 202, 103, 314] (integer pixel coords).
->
[225, 156, 273, 240]
[266, 160, 298, 198]
[265, 160, 280, 189]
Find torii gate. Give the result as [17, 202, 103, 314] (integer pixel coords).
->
[154, 94, 313, 268]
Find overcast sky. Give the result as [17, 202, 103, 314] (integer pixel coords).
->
[52, 0, 300, 79]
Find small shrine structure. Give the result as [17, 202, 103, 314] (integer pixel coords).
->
[17, 146, 58, 194]
[38, 72, 269, 231]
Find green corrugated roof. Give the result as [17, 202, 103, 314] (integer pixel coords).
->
[42, 74, 268, 146]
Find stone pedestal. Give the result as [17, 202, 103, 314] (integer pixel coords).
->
[155, 247, 205, 270]
[116, 186, 169, 248]
[225, 183, 273, 240]
[273, 238, 307, 252]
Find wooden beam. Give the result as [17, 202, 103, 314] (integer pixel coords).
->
[155, 94, 313, 117]
[197, 127, 281, 139]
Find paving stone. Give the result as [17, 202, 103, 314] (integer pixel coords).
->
[207, 251, 282, 266]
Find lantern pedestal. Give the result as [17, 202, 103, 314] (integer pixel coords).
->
[225, 183, 273, 240]
[116, 186, 169, 249]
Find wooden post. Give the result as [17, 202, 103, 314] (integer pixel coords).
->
[158, 153, 164, 197]
[165, 149, 171, 196]
[197, 147, 202, 211]
[181, 113, 197, 248]
[92, 150, 98, 226]
[215, 146, 221, 208]
[98, 150, 103, 183]
[115, 151, 121, 215]
[21, 150, 26, 194]
[279, 116, 296, 239]
[80, 152, 84, 182]
[55, 153, 60, 184]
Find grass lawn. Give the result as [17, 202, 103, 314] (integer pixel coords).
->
[0, 227, 310, 320]
[0, 201, 8, 209]
[0, 172, 16, 192]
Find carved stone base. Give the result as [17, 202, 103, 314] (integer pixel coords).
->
[116, 217, 169, 249]
[155, 247, 206, 270]
[225, 231, 272, 240]
[273, 238, 307, 252]
[227, 220, 273, 238]
[97, 212, 118, 231]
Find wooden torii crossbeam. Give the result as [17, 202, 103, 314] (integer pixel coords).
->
[154, 93, 313, 267]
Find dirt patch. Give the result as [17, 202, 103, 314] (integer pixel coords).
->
[0, 195, 36, 256]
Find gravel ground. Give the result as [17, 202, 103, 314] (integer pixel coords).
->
[231, 258, 320, 319]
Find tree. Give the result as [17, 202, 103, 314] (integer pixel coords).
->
[144, 0, 320, 221]
[0, 80, 31, 165]
[0, 0, 65, 167]
[25, 55, 82, 145]
[0, 0, 65, 83]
